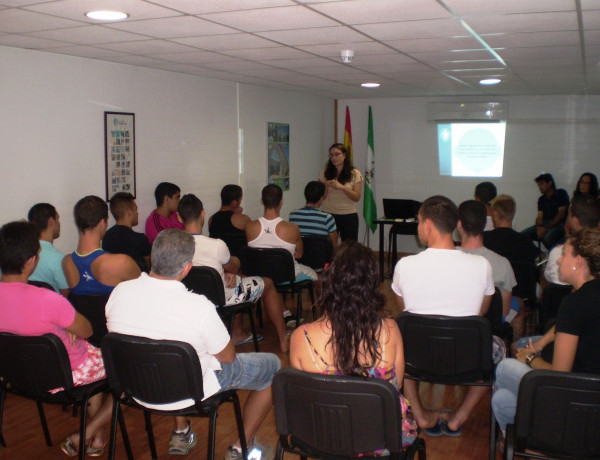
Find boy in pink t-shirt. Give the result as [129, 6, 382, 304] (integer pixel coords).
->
[0, 221, 111, 456]
[145, 182, 184, 244]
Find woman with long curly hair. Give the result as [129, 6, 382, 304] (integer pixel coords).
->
[318, 143, 362, 241]
[290, 241, 417, 448]
[572, 172, 599, 198]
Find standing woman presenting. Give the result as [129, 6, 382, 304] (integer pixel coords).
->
[319, 143, 362, 241]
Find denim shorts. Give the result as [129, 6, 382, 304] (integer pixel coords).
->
[215, 353, 280, 392]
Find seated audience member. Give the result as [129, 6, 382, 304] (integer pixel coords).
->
[492, 229, 600, 443]
[522, 173, 569, 250]
[208, 184, 251, 236]
[458, 200, 521, 335]
[246, 184, 317, 282]
[105, 229, 280, 459]
[0, 221, 112, 457]
[483, 194, 540, 305]
[290, 241, 417, 449]
[474, 181, 497, 231]
[289, 181, 338, 249]
[572, 171, 598, 198]
[178, 194, 288, 351]
[145, 182, 183, 244]
[392, 195, 494, 436]
[103, 192, 151, 272]
[543, 194, 600, 286]
[62, 195, 140, 295]
[27, 203, 69, 294]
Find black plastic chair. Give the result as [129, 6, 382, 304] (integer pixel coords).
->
[484, 288, 513, 350]
[240, 247, 315, 326]
[396, 313, 495, 460]
[210, 232, 248, 259]
[182, 266, 260, 351]
[101, 332, 247, 460]
[273, 368, 426, 460]
[68, 293, 111, 348]
[28, 280, 55, 291]
[539, 282, 571, 327]
[298, 235, 334, 273]
[504, 370, 600, 460]
[0, 333, 114, 460]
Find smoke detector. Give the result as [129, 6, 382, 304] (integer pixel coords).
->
[340, 49, 354, 64]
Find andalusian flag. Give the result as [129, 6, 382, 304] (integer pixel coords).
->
[343, 106, 353, 163]
[364, 106, 377, 233]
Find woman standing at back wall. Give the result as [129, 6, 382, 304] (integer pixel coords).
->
[319, 143, 362, 241]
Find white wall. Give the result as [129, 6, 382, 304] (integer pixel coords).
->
[0, 46, 333, 253]
[338, 96, 600, 253]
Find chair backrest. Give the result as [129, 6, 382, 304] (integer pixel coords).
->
[510, 259, 537, 301]
[298, 235, 334, 271]
[514, 370, 600, 458]
[273, 368, 404, 456]
[396, 312, 493, 384]
[0, 332, 74, 397]
[68, 293, 111, 348]
[181, 266, 226, 306]
[540, 283, 572, 326]
[28, 280, 55, 291]
[100, 332, 205, 407]
[210, 233, 247, 259]
[240, 247, 296, 285]
[483, 288, 503, 332]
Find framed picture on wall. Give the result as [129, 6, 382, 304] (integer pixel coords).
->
[104, 111, 136, 201]
[267, 122, 290, 190]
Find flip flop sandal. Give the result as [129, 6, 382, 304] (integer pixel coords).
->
[60, 438, 79, 457]
[87, 443, 106, 457]
[235, 333, 264, 346]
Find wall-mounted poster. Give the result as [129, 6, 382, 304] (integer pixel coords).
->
[267, 122, 289, 190]
[104, 112, 136, 201]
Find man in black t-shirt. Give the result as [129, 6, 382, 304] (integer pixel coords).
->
[521, 173, 569, 250]
[483, 195, 540, 300]
[103, 192, 151, 272]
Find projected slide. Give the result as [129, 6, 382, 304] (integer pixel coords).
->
[438, 123, 506, 177]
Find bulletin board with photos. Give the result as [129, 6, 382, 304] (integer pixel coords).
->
[104, 111, 136, 201]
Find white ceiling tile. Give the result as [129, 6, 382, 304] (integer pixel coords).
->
[24, 0, 180, 22]
[256, 26, 367, 46]
[354, 19, 467, 41]
[27, 25, 147, 45]
[297, 41, 397, 58]
[0, 8, 84, 33]
[149, 0, 295, 15]
[199, 6, 338, 32]
[96, 39, 197, 55]
[219, 46, 313, 60]
[465, 11, 579, 35]
[105, 16, 238, 38]
[0, 34, 67, 48]
[309, 0, 451, 24]
[484, 31, 580, 48]
[149, 50, 238, 65]
[383, 36, 482, 53]
[444, 0, 576, 16]
[45, 45, 129, 58]
[171, 33, 279, 50]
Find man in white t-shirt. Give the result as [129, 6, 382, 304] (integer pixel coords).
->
[105, 229, 280, 460]
[392, 195, 494, 438]
[177, 194, 288, 352]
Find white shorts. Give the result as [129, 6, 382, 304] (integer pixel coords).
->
[224, 275, 264, 305]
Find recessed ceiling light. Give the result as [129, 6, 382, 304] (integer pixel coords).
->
[85, 10, 128, 21]
[361, 82, 380, 88]
[480, 78, 501, 86]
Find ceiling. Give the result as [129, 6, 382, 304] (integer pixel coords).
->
[1, 0, 599, 99]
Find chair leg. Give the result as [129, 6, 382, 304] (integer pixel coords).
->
[489, 401, 497, 460]
[144, 411, 158, 460]
[0, 385, 6, 447]
[231, 392, 247, 460]
[308, 285, 316, 320]
[36, 401, 52, 446]
[295, 289, 303, 325]
[276, 440, 285, 460]
[256, 299, 264, 328]
[247, 308, 260, 352]
[78, 398, 90, 460]
[417, 438, 426, 460]
[108, 398, 119, 460]
[208, 410, 218, 460]
[118, 406, 134, 460]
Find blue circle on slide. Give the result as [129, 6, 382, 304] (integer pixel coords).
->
[456, 128, 500, 173]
